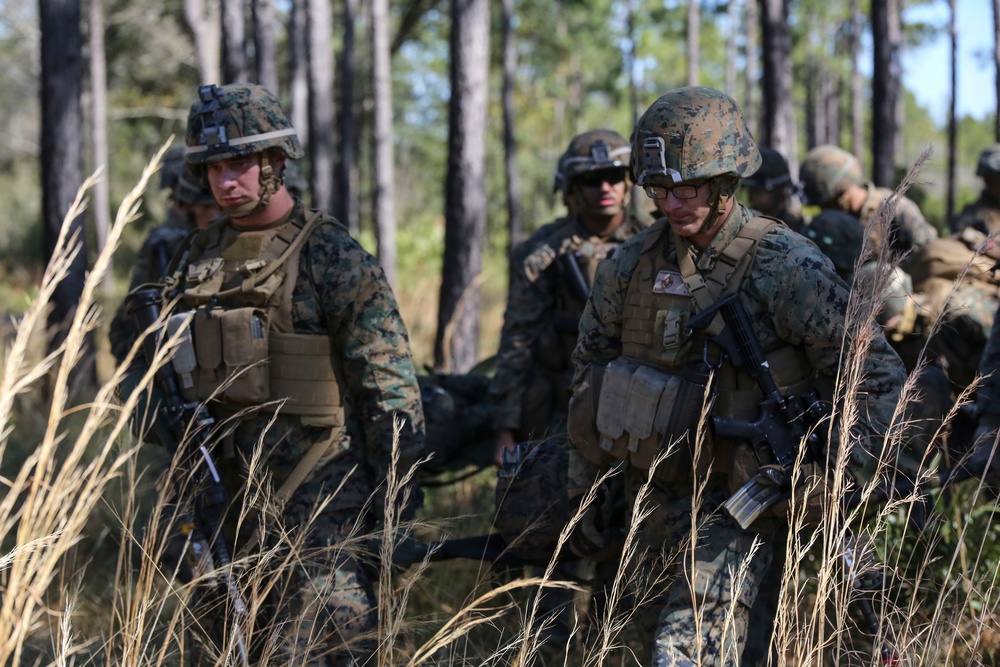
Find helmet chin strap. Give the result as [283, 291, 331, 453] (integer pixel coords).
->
[223, 153, 283, 218]
[696, 177, 738, 235]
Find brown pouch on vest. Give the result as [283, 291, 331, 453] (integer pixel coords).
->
[218, 308, 269, 403]
[568, 364, 613, 467]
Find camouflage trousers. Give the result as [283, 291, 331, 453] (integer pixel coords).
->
[185, 416, 380, 666]
[626, 469, 776, 667]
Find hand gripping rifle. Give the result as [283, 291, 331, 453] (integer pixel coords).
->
[684, 292, 829, 529]
[126, 288, 250, 666]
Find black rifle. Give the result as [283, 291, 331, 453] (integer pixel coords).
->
[557, 251, 591, 306]
[126, 288, 249, 666]
[685, 292, 828, 529]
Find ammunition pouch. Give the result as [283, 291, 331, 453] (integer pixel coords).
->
[190, 306, 270, 404]
[570, 358, 713, 482]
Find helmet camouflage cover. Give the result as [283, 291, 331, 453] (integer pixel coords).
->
[555, 129, 631, 193]
[976, 144, 1000, 177]
[741, 146, 791, 191]
[799, 144, 864, 206]
[185, 83, 304, 165]
[631, 86, 761, 187]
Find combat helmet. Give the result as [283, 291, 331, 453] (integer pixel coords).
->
[554, 129, 631, 193]
[799, 144, 863, 206]
[185, 83, 303, 166]
[741, 147, 791, 191]
[631, 86, 761, 190]
[159, 144, 188, 191]
[177, 168, 218, 207]
[976, 144, 1000, 178]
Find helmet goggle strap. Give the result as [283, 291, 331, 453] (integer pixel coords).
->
[698, 177, 738, 235]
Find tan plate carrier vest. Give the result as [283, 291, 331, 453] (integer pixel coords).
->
[571, 216, 814, 483]
[168, 208, 346, 428]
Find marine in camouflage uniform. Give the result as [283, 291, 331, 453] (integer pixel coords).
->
[951, 144, 1000, 236]
[116, 84, 424, 666]
[973, 303, 1000, 471]
[741, 146, 805, 232]
[489, 129, 646, 464]
[799, 144, 937, 270]
[109, 155, 221, 363]
[568, 87, 906, 666]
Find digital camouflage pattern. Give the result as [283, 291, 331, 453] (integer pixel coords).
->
[856, 184, 938, 260]
[554, 129, 631, 192]
[631, 86, 761, 184]
[571, 201, 907, 664]
[489, 214, 647, 438]
[799, 144, 864, 206]
[185, 83, 304, 165]
[150, 206, 423, 665]
[951, 192, 1000, 236]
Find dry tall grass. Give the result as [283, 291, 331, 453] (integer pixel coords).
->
[2, 147, 1000, 666]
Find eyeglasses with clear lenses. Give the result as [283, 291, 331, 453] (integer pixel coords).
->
[643, 181, 704, 200]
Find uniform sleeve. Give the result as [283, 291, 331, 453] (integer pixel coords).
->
[302, 225, 425, 486]
[753, 239, 906, 476]
[893, 197, 938, 253]
[489, 242, 559, 431]
[571, 248, 634, 391]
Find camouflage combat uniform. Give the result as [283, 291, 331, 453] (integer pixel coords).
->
[175, 204, 424, 665]
[569, 88, 906, 667]
[490, 214, 646, 440]
[951, 192, 1000, 237]
[976, 305, 1000, 438]
[120, 84, 424, 666]
[856, 183, 938, 262]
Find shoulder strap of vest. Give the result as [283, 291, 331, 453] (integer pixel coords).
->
[675, 215, 781, 333]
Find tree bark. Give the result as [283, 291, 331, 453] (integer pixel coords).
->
[289, 0, 309, 153]
[726, 0, 738, 98]
[89, 0, 112, 295]
[40, 0, 92, 385]
[947, 0, 958, 224]
[184, 0, 221, 84]
[744, 0, 758, 137]
[372, 0, 397, 286]
[338, 0, 358, 232]
[435, 0, 489, 373]
[221, 0, 247, 83]
[687, 0, 700, 86]
[759, 0, 796, 173]
[306, 0, 336, 214]
[251, 0, 278, 93]
[851, 0, 864, 160]
[501, 0, 522, 256]
[871, 0, 900, 187]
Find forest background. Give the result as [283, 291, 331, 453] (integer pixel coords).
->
[6, 0, 1000, 375]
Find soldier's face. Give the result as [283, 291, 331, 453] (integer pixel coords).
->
[654, 177, 735, 249]
[571, 168, 630, 235]
[206, 155, 261, 216]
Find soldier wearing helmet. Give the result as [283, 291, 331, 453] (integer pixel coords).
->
[489, 128, 646, 463]
[799, 144, 937, 267]
[951, 144, 1000, 236]
[741, 146, 804, 232]
[108, 148, 222, 363]
[568, 87, 906, 665]
[118, 83, 424, 665]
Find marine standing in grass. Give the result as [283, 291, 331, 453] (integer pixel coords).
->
[489, 129, 646, 464]
[568, 86, 907, 666]
[127, 83, 424, 665]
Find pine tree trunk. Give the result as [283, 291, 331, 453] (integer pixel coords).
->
[436, 0, 490, 373]
[872, 0, 900, 186]
[221, 0, 247, 82]
[372, 0, 397, 286]
[184, 0, 221, 84]
[89, 0, 112, 295]
[289, 0, 310, 151]
[687, 0, 700, 86]
[760, 0, 796, 173]
[744, 0, 758, 137]
[501, 0, 522, 256]
[947, 0, 958, 225]
[306, 0, 336, 214]
[252, 0, 278, 93]
[851, 0, 864, 162]
[337, 0, 358, 232]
